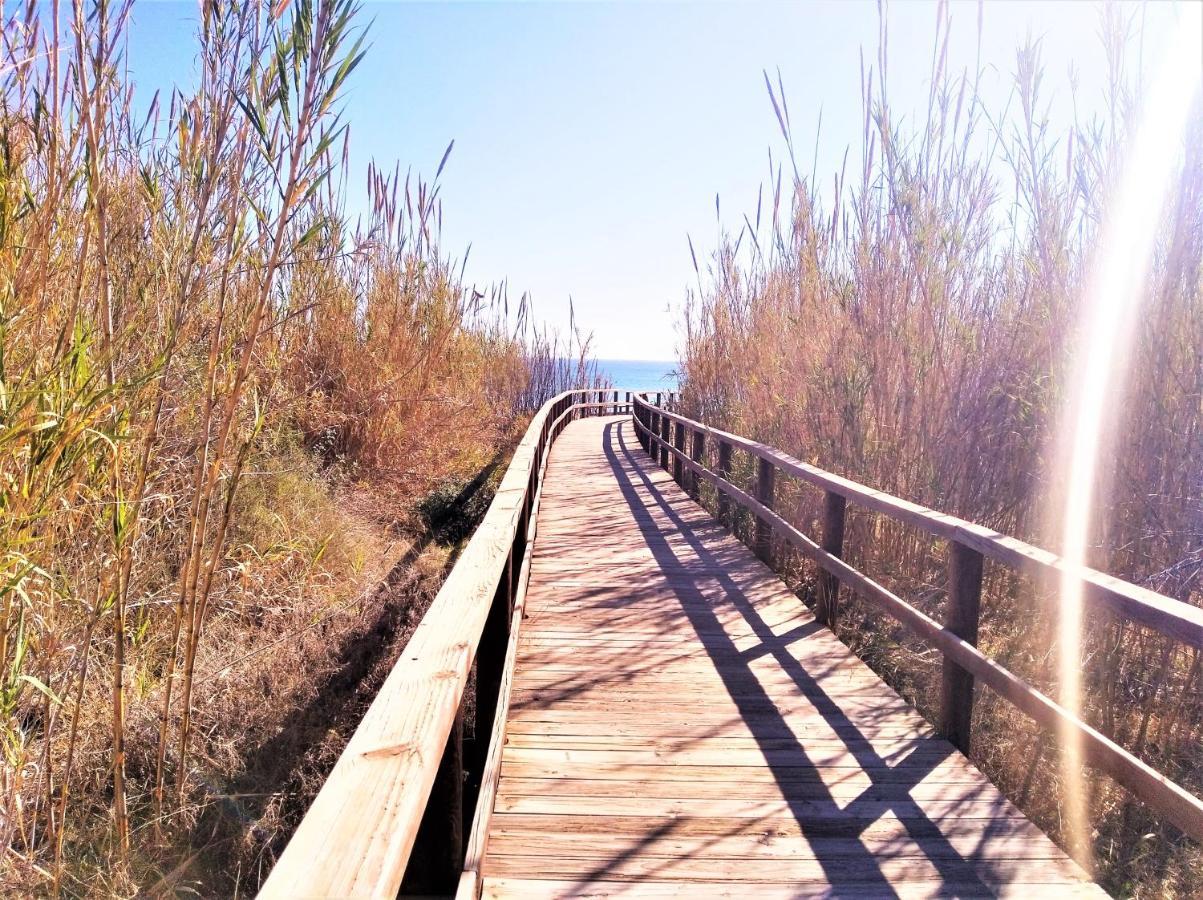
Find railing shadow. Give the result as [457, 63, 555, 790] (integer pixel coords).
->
[559, 417, 1001, 894]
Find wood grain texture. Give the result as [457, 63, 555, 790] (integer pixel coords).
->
[480, 416, 1099, 899]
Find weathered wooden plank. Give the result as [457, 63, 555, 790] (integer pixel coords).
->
[482, 853, 1091, 885]
[497, 760, 992, 785]
[487, 812, 1045, 837]
[486, 830, 1077, 860]
[502, 720, 936, 740]
[498, 731, 938, 750]
[482, 878, 1103, 899]
[494, 776, 1009, 802]
[507, 697, 919, 717]
[496, 741, 950, 765]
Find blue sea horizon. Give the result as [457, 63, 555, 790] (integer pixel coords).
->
[593, 359, 679, 393]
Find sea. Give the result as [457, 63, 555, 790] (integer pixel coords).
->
[594, 359, 679, 393]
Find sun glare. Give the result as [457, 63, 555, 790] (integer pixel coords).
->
[1056, 1, 1203, 869]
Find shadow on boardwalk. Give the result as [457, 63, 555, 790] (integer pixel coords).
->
[582, 418, 997, 896]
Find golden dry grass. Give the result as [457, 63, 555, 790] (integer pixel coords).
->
[678, 8, 1202, 897]
[0, 1, 598, 895]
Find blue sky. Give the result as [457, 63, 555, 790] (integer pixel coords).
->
[126, 1, 1182, 360]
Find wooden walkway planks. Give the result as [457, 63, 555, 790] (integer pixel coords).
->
[480, 416, 1100, 899]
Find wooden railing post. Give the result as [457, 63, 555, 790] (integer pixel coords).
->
[716, 441, 732, 525]
[405, 710, 463, 893]
[940, 541, 984, 753]
[689, 428, 704, 501]
[816, 491, 847, 628]
[754, 457, 775, 564]
[437, 711, 464, 885]
[659, 412, 670, 469]
[672, 421, 684, 485]
[473, 552, 512, 764]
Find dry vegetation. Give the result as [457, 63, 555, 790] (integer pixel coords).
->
[678, 7, 1201, 897]
[0, 0, 597, 895]
[5, 0, 1196, 896]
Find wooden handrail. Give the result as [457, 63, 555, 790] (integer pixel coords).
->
[633, 396, 1203, 648]
[456, 395, 629, 899]
[631, 394, 1203, 843]
[260, 390, 633, 899]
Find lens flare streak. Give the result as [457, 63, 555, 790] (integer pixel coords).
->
[1056, 6, 1202, 870]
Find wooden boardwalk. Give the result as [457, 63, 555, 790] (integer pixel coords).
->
[481, 416, 1099, 899]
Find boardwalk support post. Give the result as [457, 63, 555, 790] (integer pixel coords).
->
[940, 541, 984, 753]
[755, 457, 776, 564]
[817, 491, 847, 628]
[690, 428, 705, 501]
[717, 441, 732, 526]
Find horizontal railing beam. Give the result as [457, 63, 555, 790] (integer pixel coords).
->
[632, 396, 1203, 649]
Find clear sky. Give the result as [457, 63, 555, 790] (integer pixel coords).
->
[126, 1, 1185, 360]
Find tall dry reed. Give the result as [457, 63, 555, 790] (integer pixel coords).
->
[0, 1, 584, 894]
[679, 6, 1201, 896]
